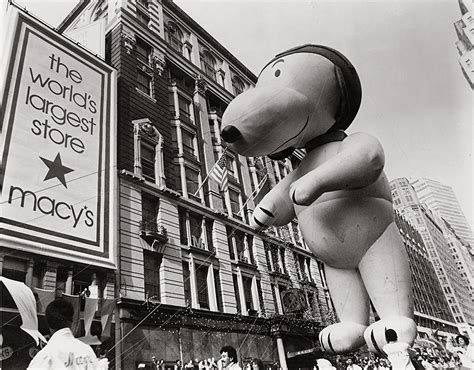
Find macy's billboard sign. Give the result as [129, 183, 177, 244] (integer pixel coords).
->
[0, 7, 116, 268]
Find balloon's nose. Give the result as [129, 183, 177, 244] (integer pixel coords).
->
[221, 125, 242, 143]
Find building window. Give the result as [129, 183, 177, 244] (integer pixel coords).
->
[143, 250, 162, 300]
[182, 262, 191, 306]
[178, 95, 193, 124]
[133, 119, 165, 187]
[141, 193, 159, 228]
[136, 38, 151, 65]
[166, 22, 184, 54]
[185, 167, 200, 196]
[229, 188, 241, 217]
[209, 118, 221, 144]
[195, 264, 209, 309]
[235, 230, 246, 262]
[140, 140, 156, 181]
[227, 226, 235, 260]
[266, 244, 287, 274]
[271, 283, 279, 314]
[179, 208, 188, 245]
[226, 227, 254, 264]
[242, 275, 256, 315]
[278, 284, 287, 311]
[189, 212, 203, 247]
[206, 220, 215, 252]
[280, 250, 287, 274]
[306, 258, 313, 282]
[200, 49, 216, 81]
[181, 129, 196, 157]
[214, 268, 223, 311]
[231, 75, 245, 96]
[137, 8, 150, 26]
[270, 248, 281, 273]
[137, 0, 149, 8]
[179, 208, 214, 251]
[233, 273, 241, 314]
[137, 68, 152, 96]
[247, 235, 255, 264]
[256, 279, 265, 315]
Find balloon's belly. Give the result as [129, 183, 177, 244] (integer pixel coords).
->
[296, 196, 394, 269]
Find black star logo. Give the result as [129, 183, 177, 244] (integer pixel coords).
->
[40, 153, 74, 188]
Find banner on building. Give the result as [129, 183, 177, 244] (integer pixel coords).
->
[0, 5, 117, 269]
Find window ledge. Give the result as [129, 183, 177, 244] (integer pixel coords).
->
[135, 87, 157, 103]
[183, 244, 216, 258]
[235, 259, 258, 270]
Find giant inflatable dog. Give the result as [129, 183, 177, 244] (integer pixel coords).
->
[221, 45, 417, 354]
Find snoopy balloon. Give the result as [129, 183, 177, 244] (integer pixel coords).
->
[221, 45, 417, 354]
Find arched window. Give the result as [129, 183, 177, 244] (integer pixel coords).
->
[166, 21, 184, 54]
[200, 49, 217, 81]
[231, 75, 245, 96]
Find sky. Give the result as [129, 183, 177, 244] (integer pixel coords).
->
[13, 0, 473, 229]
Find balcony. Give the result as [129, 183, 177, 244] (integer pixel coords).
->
[139, 220, 168, 249]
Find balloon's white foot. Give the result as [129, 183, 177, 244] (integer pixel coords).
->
[364, 316, 417, 355]
[319, 322, 367, 354]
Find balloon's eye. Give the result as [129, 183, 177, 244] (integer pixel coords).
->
[274, 69, 281, 77]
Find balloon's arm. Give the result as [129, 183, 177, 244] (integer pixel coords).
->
[250, 171, 296, 229]
[289, 132, 385, 206]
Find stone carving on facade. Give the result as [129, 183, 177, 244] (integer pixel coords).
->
[194, 74, 207, 95]
[121, 28, 136, 54]
[136, 121, 158, 141]
[152, 50, 166, 75]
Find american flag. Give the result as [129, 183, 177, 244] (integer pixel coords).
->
[210, 154, 228, 191]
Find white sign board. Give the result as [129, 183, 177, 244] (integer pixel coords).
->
[1, 7, 116, 269]
[66, 18, 106, 58]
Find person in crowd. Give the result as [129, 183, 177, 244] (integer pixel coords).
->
[184, 359, 195, 369]
[152, 356, 165, 369]
[451, 334, 474, 369]
[345, 357, 362, 370]
[174, 359, 183, 370]
[382, 328, 415, 369]
[250, 358, 264, 369]
[27, 298, 107, 370]
[314, 358, 336, 369]
[219, 346, 241, 370]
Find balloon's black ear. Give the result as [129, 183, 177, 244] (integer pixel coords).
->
[268, 146, 295, 160]
[262, 44, 362, 131]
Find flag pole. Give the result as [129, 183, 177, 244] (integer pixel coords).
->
[237, 173, 269, 216]
[193, 147, 228, 197]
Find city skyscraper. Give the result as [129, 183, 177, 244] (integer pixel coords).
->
[391, 178, 474, 336]
[394, 211, 457, 339]
[411, 178, 474, 248]
[454, 0, 473, 88]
